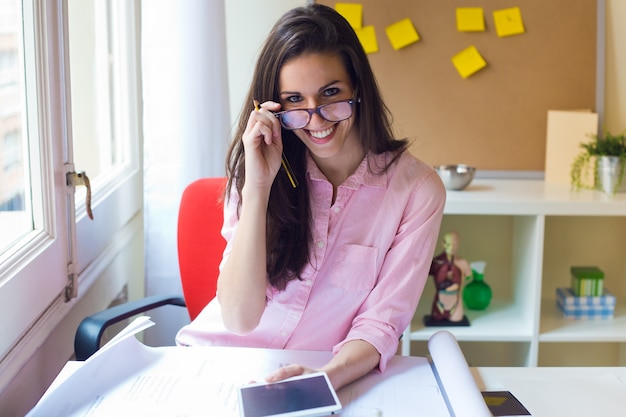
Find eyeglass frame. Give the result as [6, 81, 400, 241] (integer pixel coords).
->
[273, 98, 358, 130]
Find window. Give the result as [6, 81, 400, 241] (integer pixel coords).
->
[0, 0, 141, 391]
[0, 0, 35, 255]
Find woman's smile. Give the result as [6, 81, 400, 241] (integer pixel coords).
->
[307, 125, 336, 142]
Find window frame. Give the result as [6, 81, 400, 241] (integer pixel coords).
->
[0, 0, 143, 394]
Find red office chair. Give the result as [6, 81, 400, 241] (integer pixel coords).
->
[74, 177, 227, 360]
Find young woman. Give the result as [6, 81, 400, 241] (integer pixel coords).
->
[176, 4, 446, 390]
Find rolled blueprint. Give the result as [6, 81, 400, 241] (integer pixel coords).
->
[428, 330, 492, 417]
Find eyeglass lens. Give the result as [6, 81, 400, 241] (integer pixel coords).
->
[279, 100, 354, 130]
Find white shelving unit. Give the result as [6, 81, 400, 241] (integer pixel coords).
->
[401, 179, 626, 367]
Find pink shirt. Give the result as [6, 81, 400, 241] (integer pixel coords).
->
[176, 151, 445, 371]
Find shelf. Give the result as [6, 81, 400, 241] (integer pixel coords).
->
[402, 179, 626, 366]
[446, 179, 626, 216]
[539, 300, 626, 342]
[407, 300, 533, 342]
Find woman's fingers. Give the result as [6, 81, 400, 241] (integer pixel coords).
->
[254, 119, 275, 146]
[244, 101, 281, 148]
[255, 101, 282, 140]
[240, 101, 284, 187]
[265, 364, 313, 383]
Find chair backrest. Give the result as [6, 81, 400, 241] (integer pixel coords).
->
[177, 177, 227, 320]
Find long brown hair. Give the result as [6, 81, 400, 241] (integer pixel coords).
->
[225, 4, 408, 290]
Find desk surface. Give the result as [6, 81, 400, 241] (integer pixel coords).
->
[472, 366, 626, 416]
[35, 357, 626, 417]
[27, 317, 626, 417]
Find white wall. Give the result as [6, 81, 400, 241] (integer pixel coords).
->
[225, 0, 309, 129]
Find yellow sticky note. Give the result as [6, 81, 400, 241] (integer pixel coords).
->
[451, 45, 487, 78]
[335, 3, 362, 30]
[385, 18, 420, 50]
[456, 7, 485, 32]
[355, 25, 378, 54]
[493, 7, 525, 37]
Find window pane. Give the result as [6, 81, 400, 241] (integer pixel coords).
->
[68, 0, 127, 184]
[0, 0, 34, 255]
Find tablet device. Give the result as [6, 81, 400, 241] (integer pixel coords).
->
[237, 372, 342, 417]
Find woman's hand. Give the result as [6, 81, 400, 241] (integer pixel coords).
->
[242, 100, 283, 191]
[265, 363, 316, 384]
[264, 341, 380, 391]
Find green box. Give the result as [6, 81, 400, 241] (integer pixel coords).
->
[570, 266, 604, 296]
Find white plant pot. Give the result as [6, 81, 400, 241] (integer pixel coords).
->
[597, 156, 626, 195]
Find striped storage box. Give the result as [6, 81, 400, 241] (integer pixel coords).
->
[556, 287, 615, 319]
[570, 266, 604, 296]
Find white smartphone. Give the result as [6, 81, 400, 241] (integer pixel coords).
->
[237, 371, 342, 417]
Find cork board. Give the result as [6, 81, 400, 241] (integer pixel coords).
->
[317, 0, 598, 171]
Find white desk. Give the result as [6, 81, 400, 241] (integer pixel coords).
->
[472, 366, 626, 417]
[32, 356, 626, 416]
[27, 318, 626, 417]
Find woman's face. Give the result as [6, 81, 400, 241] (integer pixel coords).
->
[278, 52, 361, 167]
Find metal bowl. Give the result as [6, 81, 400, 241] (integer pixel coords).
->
[435, 164, 476, 191]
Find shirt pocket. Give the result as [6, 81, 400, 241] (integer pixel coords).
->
[330, 244, 378, 291]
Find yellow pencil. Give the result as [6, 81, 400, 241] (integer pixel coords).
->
[254, 99, 298, 188]
[280, 155, 298, 188]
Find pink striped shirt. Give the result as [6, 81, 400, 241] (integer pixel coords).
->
[176, 151, 445, 371]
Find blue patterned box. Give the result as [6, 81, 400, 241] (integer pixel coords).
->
[556, 287, 615, 319]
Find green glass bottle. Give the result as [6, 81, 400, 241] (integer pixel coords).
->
[463, 261, 492, 310]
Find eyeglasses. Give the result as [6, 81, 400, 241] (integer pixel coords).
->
[275, 99, 356, 130]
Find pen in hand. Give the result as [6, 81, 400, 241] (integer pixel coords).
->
[254, 99, 298, 188]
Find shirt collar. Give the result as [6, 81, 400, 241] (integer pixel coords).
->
[306, 151, 389, 190]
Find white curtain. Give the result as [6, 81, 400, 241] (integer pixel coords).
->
[141, 0, 230, 345]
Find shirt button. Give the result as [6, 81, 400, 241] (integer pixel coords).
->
[332, 206, 340, 213]
[281, 331, 288, 337]
[304, 279, 312, 286]
[317, 241, 325, 248]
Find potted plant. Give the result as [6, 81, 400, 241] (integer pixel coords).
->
[570, 129, 626, 195]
